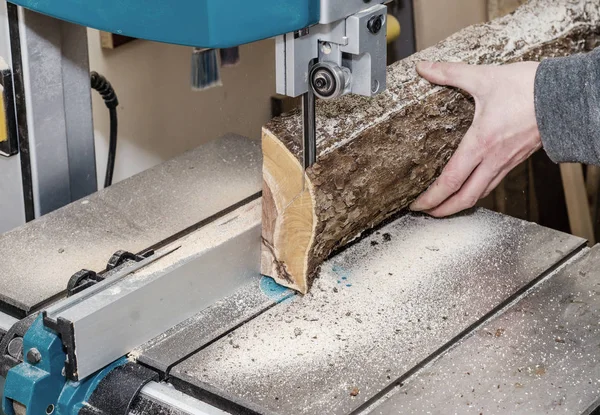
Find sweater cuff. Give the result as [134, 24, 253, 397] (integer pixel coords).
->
[534, 54, 598, 165]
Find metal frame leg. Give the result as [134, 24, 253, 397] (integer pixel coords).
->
[13, 6, 97, 218]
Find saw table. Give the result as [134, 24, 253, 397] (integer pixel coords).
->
[1, 134, 599, 415]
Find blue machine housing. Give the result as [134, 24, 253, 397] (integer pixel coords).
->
[2, 316, 128, 415]
[9, 0, 320, 48]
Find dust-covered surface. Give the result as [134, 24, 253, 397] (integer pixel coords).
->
[134, 274, 293, 374]
[171, 209, 584, 415]
[0, 134, 261, 315]
[263, 0, 600, 289]
[128, 198, 262, 282]
[370, 246, 600, 415]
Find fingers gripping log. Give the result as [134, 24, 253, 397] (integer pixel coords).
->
[261, 0, 600, 294]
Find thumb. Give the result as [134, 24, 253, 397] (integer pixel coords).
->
[416, 61, 483, 95]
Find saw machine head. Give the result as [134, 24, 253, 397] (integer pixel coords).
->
[10, 0, 390, 168]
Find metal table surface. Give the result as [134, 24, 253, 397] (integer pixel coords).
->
[168, 209, 585, 415]
[369, 245, 600, 415]
[0, 134, 261, 315]
[136, 276, 295, 375]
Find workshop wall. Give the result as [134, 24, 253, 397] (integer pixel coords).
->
[488, 0, 527, 20]
[413, 0, 487, 50]
[88, 31, 276, 187]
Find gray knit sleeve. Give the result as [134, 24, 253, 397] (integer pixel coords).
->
[534, 47, 600, 165]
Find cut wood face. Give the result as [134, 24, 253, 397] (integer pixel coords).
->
[261, 130, 315, 294]
[261, 0, 600, 293]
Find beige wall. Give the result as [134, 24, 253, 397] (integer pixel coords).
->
[88, 31, 276, 187]
[413, 0, 488, 50]
[488, 0, 526, 20]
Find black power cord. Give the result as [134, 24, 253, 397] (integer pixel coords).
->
[90, 72, 119, 188]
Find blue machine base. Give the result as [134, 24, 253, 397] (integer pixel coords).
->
[9, 0, 320, 48]
[2, 316, 127, 415]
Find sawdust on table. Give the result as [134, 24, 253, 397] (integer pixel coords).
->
[175, 209, 579, 414]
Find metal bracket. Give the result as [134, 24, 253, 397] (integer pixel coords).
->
[275, 3, 387, 99]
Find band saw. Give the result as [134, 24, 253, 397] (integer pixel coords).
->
[0, 1, 600, 415]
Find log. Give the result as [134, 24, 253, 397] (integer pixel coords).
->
[261, 0, 600, 294]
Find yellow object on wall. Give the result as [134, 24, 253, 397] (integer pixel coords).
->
[387, 14, 401, 44]
[0, 85, 7, 144]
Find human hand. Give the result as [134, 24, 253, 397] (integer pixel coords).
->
[409, 61, 542, 217]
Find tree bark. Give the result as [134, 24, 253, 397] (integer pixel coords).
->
[261, 0, 600, 294]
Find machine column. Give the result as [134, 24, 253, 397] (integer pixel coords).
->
[9, 5, 97, 219]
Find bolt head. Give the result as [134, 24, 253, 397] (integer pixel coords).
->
[372, 79, 380, 93]
[26, 348, 42, 364]
[368, 15, 384, 34]
[320, 42, 332, 55]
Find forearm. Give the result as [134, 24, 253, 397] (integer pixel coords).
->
[535, 47, 600, 165]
